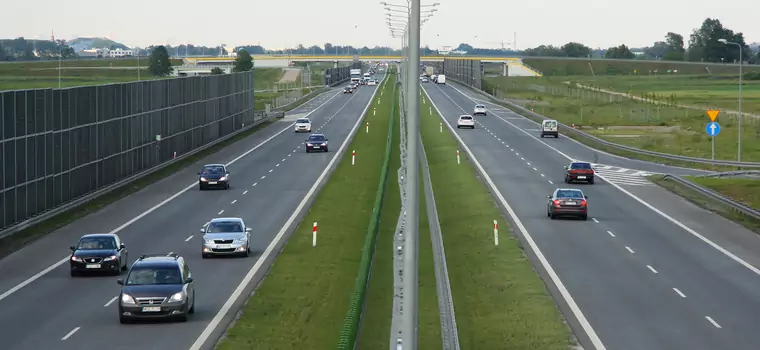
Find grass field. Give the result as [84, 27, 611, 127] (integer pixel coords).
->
[482, 76, 760, 163]
[358, 88, 442, 349]
[520, 57, 760, 77]
[216, 76, 394, 350]
[649, 175, 760, 233]
[421, 90, 573, 349]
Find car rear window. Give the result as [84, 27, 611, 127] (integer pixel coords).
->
[557, 190, 584, 198]
[570, 163, 592, 169]
[476, 105, 485, 108]
[544, 121, 557, 127]
[460, 116, 473, 120]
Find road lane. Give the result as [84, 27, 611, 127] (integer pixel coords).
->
[0, 76, 386, 350]
[424, 82, 760, 350]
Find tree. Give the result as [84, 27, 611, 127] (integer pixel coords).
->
[561, 42, 592, 57]
[233, 49, 253, 72]
[605, 44, 635, 59]
[148, 46, 173, 76]
[644, 41, 669, 59]
[523, 45, 564, 57]
[210, 67, 224, 75]
[688, 18, 749, 63]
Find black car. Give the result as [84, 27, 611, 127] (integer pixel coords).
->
[564, 161, 595, 184]
[305, 134, 328, 153]
[70, 233, 128, 276]
[547, 188, 589, 220]
[198, 164, 230, 190]
[343, 86, 353, 94]
[117, 254, 196, 323]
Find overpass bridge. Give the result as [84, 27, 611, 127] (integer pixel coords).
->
[182, 55, 541, 76]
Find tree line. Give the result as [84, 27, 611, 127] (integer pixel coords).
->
[521, 18, 759, 64]
[146, 46, 253, 77]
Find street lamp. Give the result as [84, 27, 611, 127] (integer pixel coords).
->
[718, 38, 744, 162]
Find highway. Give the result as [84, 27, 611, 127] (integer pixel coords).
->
[0, 74, 384, 350]
[423, 81, 760, 350]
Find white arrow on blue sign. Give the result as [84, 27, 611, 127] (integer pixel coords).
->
[706, 122, 721, 137]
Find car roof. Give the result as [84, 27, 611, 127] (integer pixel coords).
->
[308, 133, 325, 137]
[203, 163, 225, 167]
[209, 217, 244, 223]
[80, 233, 116, 239]
[555, 188, 584, 193]
[571, 161, 591, 164]
[132, 257, 181, 268]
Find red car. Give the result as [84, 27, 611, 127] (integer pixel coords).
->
[564, 161, 595, 184]
[547, 188, 588, 220]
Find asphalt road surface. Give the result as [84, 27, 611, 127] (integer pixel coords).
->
[423, 81, 760, 350]
[0, 74, 385, 350]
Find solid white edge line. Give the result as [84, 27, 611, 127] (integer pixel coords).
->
[188, 73, 389, 350]
[422, 86, 607, 350]
[0, 89, 344, 303]
[61, 327, 80, 340]
[444, 83, 760, 278]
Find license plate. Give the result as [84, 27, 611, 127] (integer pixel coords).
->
[217, 244, 231, 249]
[565, 201, 576, 205]
[86, 264, 101, 269]
[142, 306, 161, 312]
[313, 146, 321, 149]
[208, 181, 217, 184]
[577, 176, 586, 179]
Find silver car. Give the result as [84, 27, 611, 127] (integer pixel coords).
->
[473, 104, 487, 116]
[201, 218, 252, 258]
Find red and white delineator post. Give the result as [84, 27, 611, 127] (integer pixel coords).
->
[313, 222, 318, 247]
[493, 220, 499, 246]
[456, 150, 460, 164]
[366, 122, 369, 133]
[352, 150, 356, 165]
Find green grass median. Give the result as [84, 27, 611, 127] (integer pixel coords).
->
[217, 75, 397, 350]
[420, 91, 573, 349]
[357, 89, 442, 349]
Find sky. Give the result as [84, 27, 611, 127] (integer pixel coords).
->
[4, 0, 758, 50]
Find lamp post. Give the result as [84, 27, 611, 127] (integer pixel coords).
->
[718, 38, 744, 162]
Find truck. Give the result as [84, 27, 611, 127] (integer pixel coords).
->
[350, 68, 362, 83]
[425, 66, 435, 76]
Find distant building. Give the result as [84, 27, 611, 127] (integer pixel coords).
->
[76, 48, 133, 58]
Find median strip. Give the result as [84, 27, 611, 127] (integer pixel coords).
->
[217, 74, 396, 350]
[420, 89, 573, 349]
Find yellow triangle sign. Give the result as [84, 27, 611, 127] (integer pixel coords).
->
[707, 110, 720, 122]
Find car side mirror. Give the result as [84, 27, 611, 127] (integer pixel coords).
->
[70, 245, 76, 251]
[120, 243, 126, 249]
[116, 279, 124, 285]
[563, 166, 567, 169]
[197, 172, 201, 175]
[185, 277, 194, 284]
[546, 195, 551, 199]
[246, 227, 252, 232]
[199, 228, 206, 233]
[226, 173, 230, 176]
[325, 138, 329, 141]
[584, 196, 589, 199]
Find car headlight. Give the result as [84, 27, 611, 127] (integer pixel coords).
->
[103, 255, 117, 261]
[121, 294, 136, 304]
[71, 256, 82, 262]
[219, 176, 227, 181]
[235, 237, 248, 243]
[306, 143, 312, 147]
[200, 177, 207, 182]
[204, 239, 214, 244]
[169, 292, 185, 302]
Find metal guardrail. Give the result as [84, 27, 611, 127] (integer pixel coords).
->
[660, 174, 760, 222]
[0, 87, 331, 240]
[697, 170, 760, 178]
[458, 82, 760, 168]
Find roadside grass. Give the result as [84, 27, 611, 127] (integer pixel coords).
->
[482, 76, 760, 164]
[358, 88, 442, 349]
[0, 118, 277, 259]
[649, 175, 760, 233]
[216, 76, 395, 350]
[420, 91, 573, 349]
[253, 68, 285, 91]
[522, 57, 760, 77]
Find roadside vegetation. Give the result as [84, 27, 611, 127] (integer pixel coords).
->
[420, 91, 573, 349]
[481, 75, 760, 164]
[650, 175, 760, 233]
[217, 75, 395, 350]
[520, 57, 760, 77]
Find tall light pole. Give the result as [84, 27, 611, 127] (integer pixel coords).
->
[718, 38, 744, 162]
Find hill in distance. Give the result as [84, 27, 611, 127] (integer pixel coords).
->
[67, 37, 129, 51]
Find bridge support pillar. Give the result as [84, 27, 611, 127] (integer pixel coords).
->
[333, 60, 338, 69]
[503, 62, 508, 76]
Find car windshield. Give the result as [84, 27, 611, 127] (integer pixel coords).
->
[77, 236, 116, 250]
[460, 116, 472, 120]
[556, 190, 584, 199]
[476, 105, 485, 108]
[126, 266, 182, 285]
[570, 163, 592, 169]
[202, 166, 224, 174]
[309, 135, 325, 142]
[206, 221, 243, 233]
[296, 119, 310, 124]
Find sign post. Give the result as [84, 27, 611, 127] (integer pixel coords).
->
[706, 110, 721, 160]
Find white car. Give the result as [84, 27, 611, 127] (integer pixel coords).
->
[456, 115, 475, 129]
[473, 104, 487, 116]
[294, 118, 312, 133]
[368, 80, 377, 86]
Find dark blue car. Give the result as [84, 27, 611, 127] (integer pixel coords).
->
[305, 134, 329, 153]
[198, 164, 230, 190]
